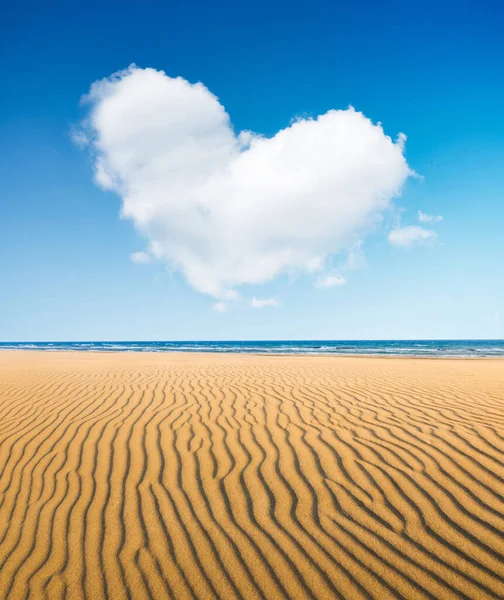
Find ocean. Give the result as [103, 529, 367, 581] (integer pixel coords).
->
[1, 340, 503, 357]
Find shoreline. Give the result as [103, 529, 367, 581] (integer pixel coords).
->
[1, 348, 503, 360]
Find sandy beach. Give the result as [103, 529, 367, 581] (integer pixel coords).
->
[0, 351, 503, 599]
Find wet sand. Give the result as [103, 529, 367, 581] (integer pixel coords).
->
[0, 351, 503, 599]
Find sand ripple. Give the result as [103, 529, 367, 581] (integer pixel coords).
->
[0, 352, 503, 599]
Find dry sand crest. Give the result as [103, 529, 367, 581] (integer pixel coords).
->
[0, 351, 503, 599]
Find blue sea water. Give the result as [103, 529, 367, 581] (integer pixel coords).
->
[1, 340, 504, 357]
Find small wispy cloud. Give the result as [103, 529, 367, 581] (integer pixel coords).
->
[130, 251, 152, 264]
[418, 210, 443, 223]
[212, 302, 227, 313]
[250, 297, 278, 308]
[388, 226, 437, 248]
[344, 240, 365, 271]
[316, 274, 347, 288]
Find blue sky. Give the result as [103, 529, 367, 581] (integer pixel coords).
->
[1, 0, 503, 341]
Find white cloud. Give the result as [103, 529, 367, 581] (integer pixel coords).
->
[130, 250, 152, 264]
[212, 302, 227, 313]
[418, 210, 443, 223]
[316, 274, 347, 288]
[250, 297, 278, 308]
[76, 65, 412, 298]
[388, 225, 437, 247]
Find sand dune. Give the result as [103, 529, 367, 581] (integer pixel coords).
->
[0, 352, 503, 599]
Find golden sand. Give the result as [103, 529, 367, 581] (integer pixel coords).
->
[0, 351, 503, 599]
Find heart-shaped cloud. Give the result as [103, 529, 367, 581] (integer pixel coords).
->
[76, 65, 412, 300]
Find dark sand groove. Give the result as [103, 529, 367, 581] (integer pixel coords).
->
[0, 352, 504, 599]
